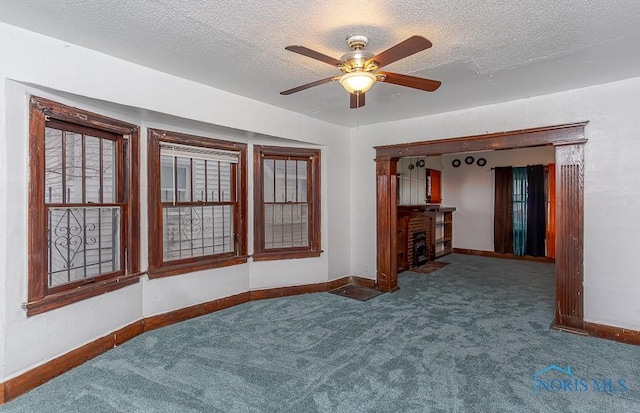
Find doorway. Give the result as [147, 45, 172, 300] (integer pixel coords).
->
[373, 123, 587, 331]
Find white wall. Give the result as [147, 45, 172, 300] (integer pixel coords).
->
[441, 147, 555, 251]
[3, 18, 640, 385]
[0, 69, 7, 381]
[0, 22, 351, 380]
[351, 76, 640, 331]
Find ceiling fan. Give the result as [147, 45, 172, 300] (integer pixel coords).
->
[280, 35, 441, 109]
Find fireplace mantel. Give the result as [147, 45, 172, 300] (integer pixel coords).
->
[398, 205, 455, 214]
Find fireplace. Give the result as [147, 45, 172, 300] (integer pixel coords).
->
[413, 231, 428, 267]
[398, 212, 433, 272]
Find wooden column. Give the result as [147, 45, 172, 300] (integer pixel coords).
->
[553, 142, 585, 330]
[374, 123, 587, 327]
[375, 157, 399, 292]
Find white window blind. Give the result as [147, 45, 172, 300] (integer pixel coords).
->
[159, 142, 239, 163]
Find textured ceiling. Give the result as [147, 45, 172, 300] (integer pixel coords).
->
[2, 0, 640, 127]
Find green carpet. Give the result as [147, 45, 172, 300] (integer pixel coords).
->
[2, 254, 639, 412]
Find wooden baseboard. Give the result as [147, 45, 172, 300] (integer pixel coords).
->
[350, 276, 376, 289]
[6, 276, 636, 405]
[144, 292, 250, 331]
[249, 276, 373, 300]
[249, 282, 329, 301]
[2, 321, 143, 403]
[0, 276, 363, 404]
[550, 322, 589, 336]
[327, 276, 352, 291]
[584, 322, 640, 346]
[453, 248, 555, 264]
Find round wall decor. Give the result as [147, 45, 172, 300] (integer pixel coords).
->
[477, 157, 487, 167]
[408, 163, 415, 170]
[452, 159, 461, 168]
[465, 156, 475, 165]
[416, 159, 425, 168]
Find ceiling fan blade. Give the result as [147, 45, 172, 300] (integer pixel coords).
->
[378, 72, 441, 92]
[285, 45, 343, 67]
[280, 76, 336, 95]
[350, 93, 366, 109]
[367, 36, 432, 69]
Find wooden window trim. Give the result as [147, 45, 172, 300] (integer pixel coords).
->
[27, 96, 140, 316]
[24, 273, 141, 317]
[253, 145, 321, 261]
[147, 129, 248, 278]
[252, 250, 322, 262]
[147, 255, 250, 279]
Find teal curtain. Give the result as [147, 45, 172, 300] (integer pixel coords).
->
[512, 167, 528, 255]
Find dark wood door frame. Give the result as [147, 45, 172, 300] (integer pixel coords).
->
[374, 122, 587, 331]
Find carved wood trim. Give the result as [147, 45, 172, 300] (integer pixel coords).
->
[374, 122, 589, 158]
[553, 143, 585, 330]
[374, 122, 587, 329]
[375, 159, 399, 292]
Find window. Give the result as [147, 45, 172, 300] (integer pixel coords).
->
[147, 129, 248, 277]
[253, 145, 321, 261]
[27, 97, 140, 316]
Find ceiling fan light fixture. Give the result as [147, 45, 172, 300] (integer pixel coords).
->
[339, 71, 376, 94]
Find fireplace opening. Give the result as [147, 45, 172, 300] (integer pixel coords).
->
[413, 231, 428, 268]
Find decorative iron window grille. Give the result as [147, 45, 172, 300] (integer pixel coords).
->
[44, 123, 124, 288]
[159, 142, 240, 262]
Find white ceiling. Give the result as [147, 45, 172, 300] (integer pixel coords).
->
[2, 0, 640, 127]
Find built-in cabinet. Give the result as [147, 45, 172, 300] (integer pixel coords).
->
[397, 164, 453, 270]
[428, 207, 455, 259]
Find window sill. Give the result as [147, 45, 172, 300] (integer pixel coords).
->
[24, 273, 141, 317]
[252, 250, 322, 262]
[148, 255, 250, 279]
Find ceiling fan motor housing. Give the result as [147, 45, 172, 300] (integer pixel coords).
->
[346, 35, 368, 50]
[341, 35, 379, 73]
[340, 51, 376, 72]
